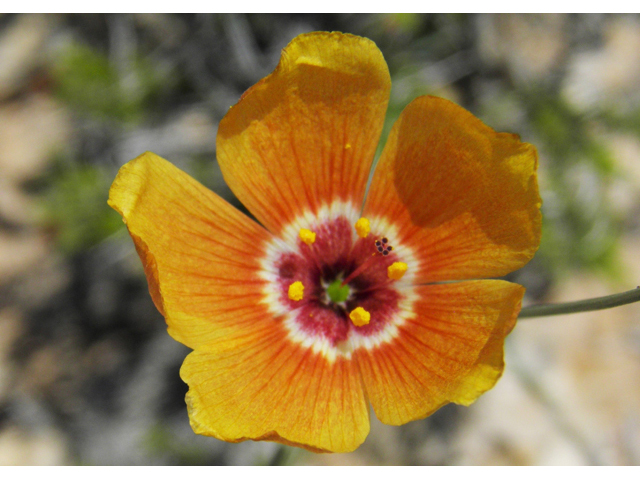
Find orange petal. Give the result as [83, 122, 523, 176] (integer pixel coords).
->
[217, 32, 391, 235]
[355, 280, 523, 426]
[364, 96, 541, 283]
[182, 328, 369, 453]
[447, 292, 519, 406]
[108, 152, 273, 349]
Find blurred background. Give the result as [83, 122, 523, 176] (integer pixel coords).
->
[1, 13, 639, 465]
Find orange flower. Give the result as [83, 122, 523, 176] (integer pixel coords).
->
[108, 32, 541, 453]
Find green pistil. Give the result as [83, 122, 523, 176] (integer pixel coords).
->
[327, 279, 350, 303]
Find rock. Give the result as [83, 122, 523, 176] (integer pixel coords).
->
[0, 231, 48, 285]
[477, 14, 567, 85]
[563, 16, 640, 112]
[0, 94, 71, 184]
[0, 309, 23, 403]
[0, 14, 54, 100]
[0, 176, 36, 226]
[0, 426, 69, 465]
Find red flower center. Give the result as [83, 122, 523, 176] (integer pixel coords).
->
[273, 216, 404, 348]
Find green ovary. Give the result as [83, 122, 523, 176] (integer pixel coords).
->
[327, 279, 350, 303]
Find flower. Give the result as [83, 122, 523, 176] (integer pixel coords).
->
[108, 31, 541, 453]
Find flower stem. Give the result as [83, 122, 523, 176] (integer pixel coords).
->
[518, 287, 640, 319]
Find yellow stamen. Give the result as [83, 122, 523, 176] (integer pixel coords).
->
[345, 143, 351, 149]
[354, 217, 370, 238]
[288, 281, 304, 301]
[388, 262, 408, 280]
[299, 228, 316, 245]
[349, 307, 370, 327]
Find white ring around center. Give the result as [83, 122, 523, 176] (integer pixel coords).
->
[258, 201, 420, 363]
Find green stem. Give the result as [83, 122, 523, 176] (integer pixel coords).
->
[518, 286, 640, 319]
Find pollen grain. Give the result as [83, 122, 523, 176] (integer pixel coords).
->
[299, 228, 316, 245]
[355, 217, 370, 238]
[349, 307, 371, 327]
[288, 281, 304, 301]
[387, 262, 408, 280]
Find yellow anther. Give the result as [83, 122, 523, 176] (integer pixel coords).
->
[288, 281, 304, 301]
[349, 307, 370, 327]
[299, 228, 316, 245]
[345, 143, 352, 149]
[354, 217, 370, 238]
[388, 262, 408, 280]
